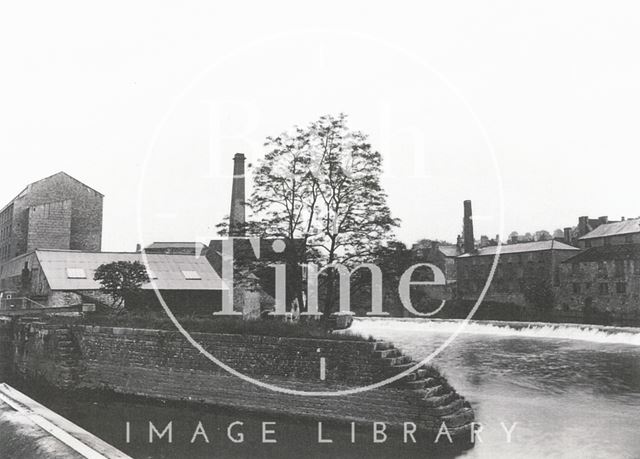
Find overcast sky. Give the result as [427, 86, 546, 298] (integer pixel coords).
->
[1, 1, 639, 251]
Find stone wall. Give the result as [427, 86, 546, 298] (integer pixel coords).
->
[26, 200, 72, 253]
[557, 259, 640, 324]
[11, 322, 79, 387]
[0, 321, 475, 440]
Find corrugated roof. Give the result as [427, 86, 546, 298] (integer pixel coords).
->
[35, 250, 227, 291]
[563, 244, 640, 263]
[458, 240, 579, 258]
[579, 218, 640, 240]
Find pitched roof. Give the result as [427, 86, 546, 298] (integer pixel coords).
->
[34, 250, 227, 291]
[563, 243, 640, 263]
[579, 218, 640, 240]
[144, 242, 208, 251]
[1, 172, 103, 214]
[457, 240, 579, 258]
[439, 245, 461, 257]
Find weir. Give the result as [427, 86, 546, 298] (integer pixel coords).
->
[353, 317, 640, 346]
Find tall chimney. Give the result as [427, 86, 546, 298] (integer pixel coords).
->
[229, 153, 246, 237]
[463, 200, 475, 253]
[563, 227, 572, 245]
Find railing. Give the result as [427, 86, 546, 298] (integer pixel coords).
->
[0, 297, 47, 312]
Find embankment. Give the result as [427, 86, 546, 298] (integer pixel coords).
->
[0, 319, 474, 441]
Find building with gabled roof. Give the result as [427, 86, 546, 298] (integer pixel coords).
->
[456, 239, 579, 309]
[577, 218, 640, 248]
[557, 222, 640, 324]
[0, 249, 226, 312]
[0, 172, 103, 265]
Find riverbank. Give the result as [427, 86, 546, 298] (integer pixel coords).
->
[0, 318, 476, 449]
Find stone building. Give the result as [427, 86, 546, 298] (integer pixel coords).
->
[557, 218, 640, 323]
[576, 218, 640, 248]
[0, 249, 226, 311]
[411, 240, 461, 283]
[456, 240, 579, 307]
[0, 172, 103, 265]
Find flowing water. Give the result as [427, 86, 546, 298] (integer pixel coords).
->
[349, 318, 640, 458]
[3, 318, 640, 458]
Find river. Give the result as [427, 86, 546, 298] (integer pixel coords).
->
[3, 318, 640, 458]
[350, 318, 640, 458]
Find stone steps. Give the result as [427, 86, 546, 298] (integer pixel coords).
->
[373, 341, 394, 351]
[422, 391, 459, 408]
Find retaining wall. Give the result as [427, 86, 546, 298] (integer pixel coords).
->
[1, 320, 475, 440]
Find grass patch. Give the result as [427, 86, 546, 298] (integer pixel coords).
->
[48, 311, 374, 342]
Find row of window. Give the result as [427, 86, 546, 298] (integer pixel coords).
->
[571, 260, 640, 277]
[572, 282, 627, 295]
[584, 234, 635, 247]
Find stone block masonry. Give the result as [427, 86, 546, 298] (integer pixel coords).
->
[1, 321, 475, 441]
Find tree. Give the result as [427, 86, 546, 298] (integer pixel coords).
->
[553, 229, 564, 240]
[230, 114, 399, 318]
[535, 230, 552, 241]
[93, 261, 150, 313]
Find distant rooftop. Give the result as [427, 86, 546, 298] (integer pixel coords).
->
[144, 242, 208, 250]
[564, 243, 640, 263]
[439, 245, 462, 257]
[458, 240, 579, 258]
[579, 218, 640, 240]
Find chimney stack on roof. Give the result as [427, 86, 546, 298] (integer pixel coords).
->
[229, 153, 246, 237]
[563, 227, 572, 245]
[463, 200, 475, 253]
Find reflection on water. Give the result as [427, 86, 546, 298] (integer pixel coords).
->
[350, 319, 640, 458]
[3, 318, 640, 458]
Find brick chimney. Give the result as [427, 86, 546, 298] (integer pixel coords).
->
[598, 216, 608, 225]
[563, 227, 572, 245]
[578, 216, 589, 237]
[463, 200, 475, 253]
[229, 153, 246, 237]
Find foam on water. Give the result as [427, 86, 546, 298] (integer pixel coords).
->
[350, 317, 640, 346]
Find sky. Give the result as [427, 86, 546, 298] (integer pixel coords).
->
[1, 1, 639, 251]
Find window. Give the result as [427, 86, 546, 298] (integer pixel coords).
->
[182, 270, 201, 280]
[598, 283, 609, 295]
[616, 282, 627, 294]
[614, 260, 625, 277]
[66, 268, 86, 279]
[597, 261, 607, 278]
[572, 283, 581, 294]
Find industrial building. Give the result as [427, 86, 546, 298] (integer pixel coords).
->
[454, 200, 579, 309]
[557, 218, 640, 323]
[0, 172, 103, 265]
[0, 249, 225, 311]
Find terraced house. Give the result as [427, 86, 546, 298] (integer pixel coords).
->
[557, 218, 640, 324]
